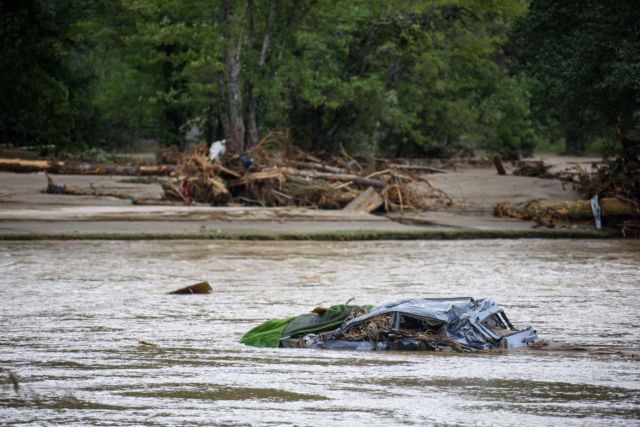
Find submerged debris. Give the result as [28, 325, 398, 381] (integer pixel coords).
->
[243, 297, 539, 352]
[169, 281, 212, 294]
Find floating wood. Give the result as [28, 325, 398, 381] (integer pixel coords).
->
[168, 281, 213, 294]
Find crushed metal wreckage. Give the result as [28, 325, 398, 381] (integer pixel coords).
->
[242, 297, 538, 352]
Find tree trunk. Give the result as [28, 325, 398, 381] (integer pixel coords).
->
[564, 129, 586, 154]
[245, 0, 277, 149]
[246, 85, 260, 148]
[220, 2, 245, 153]
[216, 71, 230, 140]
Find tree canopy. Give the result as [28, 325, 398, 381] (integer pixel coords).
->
[513, 0, 640, 154]
[1, 0, 636, 158]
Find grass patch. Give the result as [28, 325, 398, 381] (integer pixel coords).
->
[0, 228, 618, 241]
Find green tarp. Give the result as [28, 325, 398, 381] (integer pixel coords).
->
[241, 304, 369, 348]
[240, 317, 295, 348]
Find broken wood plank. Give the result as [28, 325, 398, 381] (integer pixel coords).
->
[343, 186, 384, 213]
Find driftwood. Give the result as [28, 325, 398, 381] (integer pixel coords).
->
[0, 158, 175, 176]
[43, 175, 134, 200]
[343, 187, 384, 213]
[513, 160, 554, 178]
[492, 155, 506, 175]
[0, 158, 49, 173]
[495, 198, 638, 230]
[292, 169, 387, 188]
[290, 160, 348, 174]
[525, 198, 638, 219]
[389, 163, 449, 174]
[168, 281, 212, 294]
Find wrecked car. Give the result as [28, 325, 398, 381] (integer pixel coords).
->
[241, 297, 538, 352]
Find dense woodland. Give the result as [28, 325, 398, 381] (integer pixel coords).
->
[0, 0, 638, 160]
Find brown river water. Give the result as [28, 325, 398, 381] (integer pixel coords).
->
[1, 239, 639, 425]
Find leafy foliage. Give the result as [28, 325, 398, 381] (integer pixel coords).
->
[6, 0, 632, 160]
[513, 0, 640, 153]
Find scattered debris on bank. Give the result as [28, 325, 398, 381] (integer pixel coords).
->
[491, 145, 640, 236]
[512, 160, 554, 178]
[43, 174, 135, 201]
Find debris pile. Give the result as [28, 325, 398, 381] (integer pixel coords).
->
[513, 160, 554, 178]
[162, 134, 453, 212]
[571, 162, 640, 210]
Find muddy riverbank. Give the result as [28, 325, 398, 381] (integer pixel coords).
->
[0, 157, 610, 238]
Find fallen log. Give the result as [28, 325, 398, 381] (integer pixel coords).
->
[48, 162, 175, 176]
[0, 158, 50, 173]
[493, 155, 506, 175]
[525, 198, 638, 219]
[343, 186, 384, 213]
[43, 175, 134, 200]
[0, 158, 175, 175]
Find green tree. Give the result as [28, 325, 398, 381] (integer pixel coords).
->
[0, 0, 90, 148]
[513, 0, 640, 154]
[282, 0, 534, 157]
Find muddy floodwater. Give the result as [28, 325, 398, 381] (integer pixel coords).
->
[1, 239, 639, 425]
